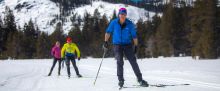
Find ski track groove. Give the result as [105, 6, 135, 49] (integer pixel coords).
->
[16, 67, 39, 89]
[0, 65, 49, 91]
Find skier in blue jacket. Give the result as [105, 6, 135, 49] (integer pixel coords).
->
[103, 8, 149, 88]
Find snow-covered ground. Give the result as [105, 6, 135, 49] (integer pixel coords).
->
[0, 0, 157, 34]
[0, 57, 220, 91]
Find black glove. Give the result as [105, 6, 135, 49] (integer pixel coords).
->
[78, 57, 80, 61]
[134, 46, 138, 54]
[103, 41, 109, 49]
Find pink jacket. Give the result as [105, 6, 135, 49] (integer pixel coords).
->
[51, 45, 61, 59]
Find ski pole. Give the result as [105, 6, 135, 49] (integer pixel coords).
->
[93, 47, 108, 85]
[62, 59, 65, 69]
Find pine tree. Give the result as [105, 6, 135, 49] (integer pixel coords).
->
[0, 16, 3, 54]
[151, 15, 161, 35]
[147, 15, 161, 58]
[4, 31, 23, 59]
[99, 14, 109, 36]
[70, 13, 77, 25]
[156, 3, 175, 57]
[172, 1, 191, 56]
[36, 32, 51, 58]
[94, 9, 101, 19]
[2, 6, 17, 49]
[81, 12, 93, 56]
[190, 0, 216, 59]
[21, 20, 38, 58]
[91, 9, 103, 57]
[50, 22, 65, 46]
[216, 1, 220, 58]
[136, 18, 147, 58]
[111, 9, 117, 21]
[3, 6, 16, 33]
[1, 6, 18, 59]
[68, 24, 82, 44]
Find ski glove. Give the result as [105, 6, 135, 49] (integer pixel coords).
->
[78, 57, 80, 61]
[103, 41, 108, 50]
[61, 58, 65, 61]
[134, 46, 138, 54]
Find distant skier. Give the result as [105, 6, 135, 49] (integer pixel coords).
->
[103, 8, 149, 88]
[61, 37, 82, 78]
[48, 41, 62, 76]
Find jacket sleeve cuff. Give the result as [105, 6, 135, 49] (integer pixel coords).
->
[132, 35, 137, 39]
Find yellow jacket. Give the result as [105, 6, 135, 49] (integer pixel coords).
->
[61, 43, 80, 58]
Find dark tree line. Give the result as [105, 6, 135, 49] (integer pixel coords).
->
[124, 0, 219, 59]
[136, 0, 220, 59]
[54, 0, 194, 13]
[0, 0, 219, 59]
[0, 7, 109, 59]
[189, 0, 218, 59]
[50, 0, 194, 16]
[50, 0, 91, 10]
[49, 0, 196, 34]
[50, 0, 91, 18]
[102, 0, 166, 13]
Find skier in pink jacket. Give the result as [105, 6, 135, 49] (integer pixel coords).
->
[48, 41, 62, 76]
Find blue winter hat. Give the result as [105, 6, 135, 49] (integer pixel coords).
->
[119, 8, 127, 15]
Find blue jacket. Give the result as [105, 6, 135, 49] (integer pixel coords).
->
[106, 18, 137, 45]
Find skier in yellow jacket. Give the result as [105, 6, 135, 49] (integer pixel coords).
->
[61, 37, 82, 78]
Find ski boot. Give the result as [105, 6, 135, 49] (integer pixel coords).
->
[138, 80, 149, 87]
[118, 81, 124, 88]
[77, 74, 82, 78]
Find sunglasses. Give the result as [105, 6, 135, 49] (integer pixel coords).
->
[120, 14, 127, 16]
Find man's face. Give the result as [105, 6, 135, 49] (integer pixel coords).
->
[119, 14, 126, 21]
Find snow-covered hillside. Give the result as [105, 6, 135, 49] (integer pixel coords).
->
[0, 0, 156, 34]
[0, 0, 59, 34]
[0, 57, 220, 91]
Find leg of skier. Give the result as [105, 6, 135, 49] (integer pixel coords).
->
[58, 58, 61, 76]
[48, 58, 58, 76]
[124, 45, 149, 87]
[114, 45, 124, 88]
[65, 57, 71, 78]
[70, 57, 81, 77]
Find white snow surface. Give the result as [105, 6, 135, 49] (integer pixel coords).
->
[0, 57, 220, 91]
[0, 0, 156, 34]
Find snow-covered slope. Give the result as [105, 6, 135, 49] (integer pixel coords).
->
[0, 0, 156, 34]
[0, 0, 59, 34]
[0, 57, 220, 91]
